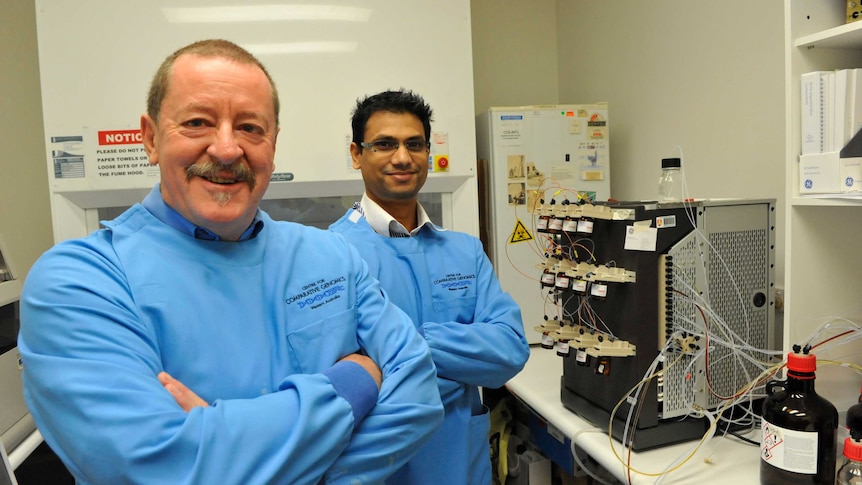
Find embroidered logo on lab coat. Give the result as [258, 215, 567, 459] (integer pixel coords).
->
[433, 273, 476, 291]
[285, 277, 347, 309]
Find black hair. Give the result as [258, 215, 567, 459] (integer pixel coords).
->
[351, 89, 433, 150]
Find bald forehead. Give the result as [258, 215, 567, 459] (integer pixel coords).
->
[166, 53, 277, 111]
[164, 53, 279, 125]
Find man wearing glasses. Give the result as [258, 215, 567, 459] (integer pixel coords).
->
[330, 89, 530, 485]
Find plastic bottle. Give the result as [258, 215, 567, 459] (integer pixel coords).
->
[760, 346, 839, 485]
[837, 399, 862, 484]
[657, 157, 684, 202]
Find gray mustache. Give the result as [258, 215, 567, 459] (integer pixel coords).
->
[186, 160, 255, 188]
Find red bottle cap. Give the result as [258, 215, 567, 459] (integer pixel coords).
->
[844, 437, 862, 461]
[787, 351, 816, 373]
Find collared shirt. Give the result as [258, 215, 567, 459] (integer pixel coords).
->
[355, 193, 441, 238]
[141, 185, 264, 241]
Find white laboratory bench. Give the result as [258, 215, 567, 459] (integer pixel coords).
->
[505, 345, 762, 484]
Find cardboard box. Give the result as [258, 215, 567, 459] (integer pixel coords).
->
[505, 434, 552, 485]
[839, 157, 862, 192]
[799, 152, 841, 194]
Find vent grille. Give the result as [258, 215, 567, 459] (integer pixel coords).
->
[662, 228, 770, 417]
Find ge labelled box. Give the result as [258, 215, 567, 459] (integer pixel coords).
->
[799, 152, 840, 194]
[800, 152, 862, 194]
[840, 157, 862, 192]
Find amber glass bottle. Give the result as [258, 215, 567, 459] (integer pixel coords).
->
[760, 347, 838, 485]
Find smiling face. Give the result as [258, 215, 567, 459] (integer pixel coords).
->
[140, 53, 279, 241]
[350, 111, 429, 211]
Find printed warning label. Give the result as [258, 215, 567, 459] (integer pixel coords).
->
[509, 219, 533, 244]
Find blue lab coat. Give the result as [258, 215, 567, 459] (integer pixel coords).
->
[19, 187, 443, 485]
[330, 207, 530, 485]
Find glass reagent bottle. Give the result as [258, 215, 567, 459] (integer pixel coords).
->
[760, 348, 838, 485]
[837, 438, 862, 485]
[837, 399, 862, 485]
[658, 157, 684, 202]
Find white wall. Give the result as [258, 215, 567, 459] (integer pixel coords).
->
[555, 0, 786, 284]
[471, 0, 559, 114]
[471, 0, 786, 286]
[5, 1, 789, 288]
[0, 1, 53, 279]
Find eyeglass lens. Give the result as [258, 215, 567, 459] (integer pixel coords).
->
[363, 140, 429, 153]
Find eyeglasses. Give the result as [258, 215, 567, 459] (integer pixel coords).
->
[359, 139, 430, 154]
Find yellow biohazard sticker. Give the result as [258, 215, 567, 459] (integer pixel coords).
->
[509, 219, 533, 244]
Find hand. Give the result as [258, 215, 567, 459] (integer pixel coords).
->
[159, 371, 209, 412]
[339, 353, 382, 389]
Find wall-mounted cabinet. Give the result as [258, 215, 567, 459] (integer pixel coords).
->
[785, 1, 862, 410]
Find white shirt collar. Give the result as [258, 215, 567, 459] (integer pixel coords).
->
[358, 193, 438, 237]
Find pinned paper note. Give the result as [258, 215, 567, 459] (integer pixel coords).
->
[623, 221, 657, 252]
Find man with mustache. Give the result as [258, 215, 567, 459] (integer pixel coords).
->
[18, 40, 443, 485]
[329, 89, 530, 484]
